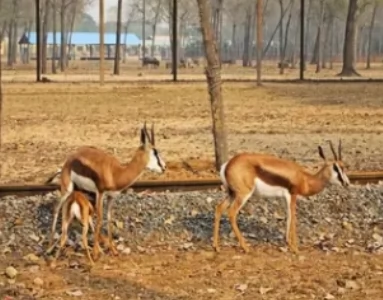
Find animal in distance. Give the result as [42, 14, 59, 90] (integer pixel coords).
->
[46, 122, 166, 261]
[213, 140, 349, 253]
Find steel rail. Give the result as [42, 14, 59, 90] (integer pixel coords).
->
[2, 78, 383, 87]
[0, 171, 382, 198]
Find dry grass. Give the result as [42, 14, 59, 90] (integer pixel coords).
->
[0, 81, 382, 184]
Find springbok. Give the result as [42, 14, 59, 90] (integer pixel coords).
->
[46, 122, 166, 261]
[213, 140, 349, 253]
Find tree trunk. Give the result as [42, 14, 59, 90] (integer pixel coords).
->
[196, 0, 228, 170]
[52, 0, 57, 74]
[291, 10, 300, 68]
[114, 0, 122, 75]
[42, 0, 50, 74]
[256, 0, 263, 86]
[278, 0, 284, 67]
[304, 0, 312, 67]
[338, 0, 360, 76]
[231, 23, 236, 60]
[11, 16, 18, 64]
[60, 0, 66, 72]
[280, 0, 294, 74]
[0, 21, 7, 43]
[67, 3, 77, 66]
[7, 21, 13, 66]
[123, 23, 129, 63]
[315, 0, 325, 73]
[329, 18, 334, 69]
[168, 0, 173, 59]
[262, 0, 292, 59]
[242, 10, 251, 67]
[322, 15, 332, 69]
[150, 0, 162, 58]
[246, 3, 256, 65]
[122, 9, 134, 63]
[366, 1, 377, 69]
[310, 29, 319, 65]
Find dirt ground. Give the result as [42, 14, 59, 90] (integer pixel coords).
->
[2, 247, 383, 300]
[0, 81, 382, 184]
[2, 60, 383, 82]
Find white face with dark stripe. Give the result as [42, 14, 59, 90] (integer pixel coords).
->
[147, 148, 166, 173]
[330, 162, 350, 186]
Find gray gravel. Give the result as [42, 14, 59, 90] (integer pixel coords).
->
[0, 183, 383, 256]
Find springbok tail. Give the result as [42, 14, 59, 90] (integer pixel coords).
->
[45, 168, 62, 184]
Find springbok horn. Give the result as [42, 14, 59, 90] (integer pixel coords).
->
[151, 123, 155, 146]
[338, 139, 342, 161]
[143, 121, 152, 144]
[328, 140, 338, 161]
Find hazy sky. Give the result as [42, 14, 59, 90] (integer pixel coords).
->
[87, 0, 118, 23]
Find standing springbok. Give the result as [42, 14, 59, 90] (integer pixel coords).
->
[46, 122, 166, 261]
[213, 140, 349, 253]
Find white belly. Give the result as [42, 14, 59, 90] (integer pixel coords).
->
[254, 178, 288, 198]
[71, 171, 98, 193]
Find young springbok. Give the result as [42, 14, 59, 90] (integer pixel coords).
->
[213, 140, 349, 254]
[46, 191, 99, 265]
[46, 122, 166, 261]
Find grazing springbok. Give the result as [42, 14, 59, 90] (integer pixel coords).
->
[213, 140, 349, 253]
[46, 122, 166, 261]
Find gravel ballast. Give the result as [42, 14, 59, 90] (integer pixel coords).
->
[1, 183, 383, 256]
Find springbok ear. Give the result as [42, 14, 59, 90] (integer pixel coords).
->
[318, 146, 326, 161]
[140, 128, 146, 145]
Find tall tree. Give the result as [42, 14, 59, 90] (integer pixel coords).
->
[338, 0, 360, 76]
[52, 0, 57, 74]
[366, 0, 379, 69]
[114, 0, 123, 75]
[196, 0, 228, 170]
[256, 0, 263, 86]
[315, 0, 325, 73]
[42, 0, 51, 74]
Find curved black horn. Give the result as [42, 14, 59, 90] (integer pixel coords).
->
[327, 140, 338, 160]
[143, 121, 152, 144]
[338, 139, 342, 161]
[151, 123, 155, 146]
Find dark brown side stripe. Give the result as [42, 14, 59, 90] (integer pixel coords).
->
[255, 166, 293, 190]
[71, 159, 101, 190]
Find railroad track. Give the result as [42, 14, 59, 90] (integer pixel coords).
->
[0, 171, 382, 198]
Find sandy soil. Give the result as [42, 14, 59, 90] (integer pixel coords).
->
[2, 247, 383, 300]
[0, 81, 382, 184]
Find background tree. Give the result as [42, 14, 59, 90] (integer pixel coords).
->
[114, 0, 123, 75]
[196, 0, 228, 170]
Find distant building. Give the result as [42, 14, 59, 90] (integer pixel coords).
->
[18, 31, 142, 60]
